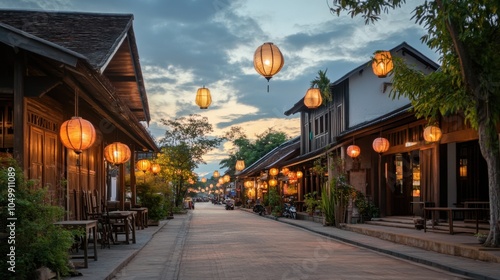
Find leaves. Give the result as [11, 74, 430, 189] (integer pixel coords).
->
[310, 69, 332, 105]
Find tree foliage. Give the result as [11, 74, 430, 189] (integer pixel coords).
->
[331, 0, 500, 246]
[310, 69, 332, 105]
[157, 114, 223, 206]
[220, 127, 289, 175]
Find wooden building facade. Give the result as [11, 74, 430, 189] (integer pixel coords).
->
[0, 10, 158, 220]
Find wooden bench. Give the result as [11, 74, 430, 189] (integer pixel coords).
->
[423, 207, 490, 234]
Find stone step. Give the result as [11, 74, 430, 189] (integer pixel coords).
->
[365, 217, 490, 232]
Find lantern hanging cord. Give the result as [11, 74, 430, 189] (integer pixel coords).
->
[75, 88, 79, 117]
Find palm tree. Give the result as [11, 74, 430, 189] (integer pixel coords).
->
[310, 69, 332, 105]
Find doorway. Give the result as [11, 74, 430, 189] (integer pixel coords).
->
[457, 140, 488, 203]
[388, 150, 419, 216]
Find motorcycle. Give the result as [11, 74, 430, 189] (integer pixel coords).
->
[253, 204, 266, 216]
[283, 203, 297, 219]
[225, 199, 235, 210]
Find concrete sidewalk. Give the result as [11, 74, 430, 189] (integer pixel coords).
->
[67, 209, 500, 280]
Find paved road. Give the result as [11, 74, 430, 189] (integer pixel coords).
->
[114, 203, 468, 280]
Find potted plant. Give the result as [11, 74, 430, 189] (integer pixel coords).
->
[355, 192, 379, 222]
[304, 192, 318, 216]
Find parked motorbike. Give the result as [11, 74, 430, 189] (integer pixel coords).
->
[283, 203, 297, 219]
[225, 199, 235, 210]
[253, 204, 266, 216]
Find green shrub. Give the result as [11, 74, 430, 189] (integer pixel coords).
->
[0, 158, 75, 279]
[137, 182, 169, 221]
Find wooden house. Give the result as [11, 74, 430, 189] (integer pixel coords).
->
[0, 10, 158, 220]
[282, 42, 470, 216]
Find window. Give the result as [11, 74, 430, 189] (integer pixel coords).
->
[314, 113, 328, 136]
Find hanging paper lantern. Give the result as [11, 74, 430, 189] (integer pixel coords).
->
[195, 86, 212, 109]
[269, 167, 279, 176]
[104, 142, 131, 165]
[253, 42, 284, 82]
[372, 50, 393, 78]
[223, 174, 230, 183]
[213, 170, 220, 178]
[372, 137, 390, 154]
[136, 159, 151, 173]
[201, 177, 207, 183]
[59, 116, 96, 154]
[235, 160, 245, 171]
[304, 88, 322, 109]
[423, 125, 442, 142]
[347, 145, 361, 158]
[296, 171, 303, 179]
[244, 181, 253, 188]
[269, 178, 278, 187]
[150, 163, 161, 175]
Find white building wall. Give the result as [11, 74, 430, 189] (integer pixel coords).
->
[348, 49, 435, 128]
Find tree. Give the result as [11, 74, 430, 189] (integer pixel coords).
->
[330, 0, 500, 246]
[311, 69, 332, 105]
[158, 114, 223, 206]
[219, 127, 289, 175]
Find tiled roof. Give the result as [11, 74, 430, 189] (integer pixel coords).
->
[0, 10, 132, 70]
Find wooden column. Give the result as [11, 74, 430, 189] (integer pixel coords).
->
[119, 163, 125, 210]
[130, 146, 137, 206]
[13, 55, 25, 168]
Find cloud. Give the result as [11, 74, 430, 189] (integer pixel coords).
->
[1, 0, 438, 177]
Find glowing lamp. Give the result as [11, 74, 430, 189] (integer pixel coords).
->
[104, 142, 131, 165]
[269, 178, 278, 187]
[347, 145, 361, 158]
[269, 167, 279, 176]
[195, 86, 212, 109]
[213, 170, 220, 178]
[136, 159, 151, 173]
[254, 42, 284, 92]
[235, 160, 245, 171]
[423, 125, 442, 142]
[151, 163, 161, 175]
[372, 137, 390, 154]
[59, 117, 96, 154]
[372, 51, 393, 78]
[304, 88, 322, 109]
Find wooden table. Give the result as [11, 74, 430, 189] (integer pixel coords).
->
[107, 211, 136, 244]
[54, 220, 98, 268]
[130, 207, 149, 229]
[423, 207, 490, 234]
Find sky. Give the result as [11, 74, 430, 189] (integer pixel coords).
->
[1, 0, 440, 178]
